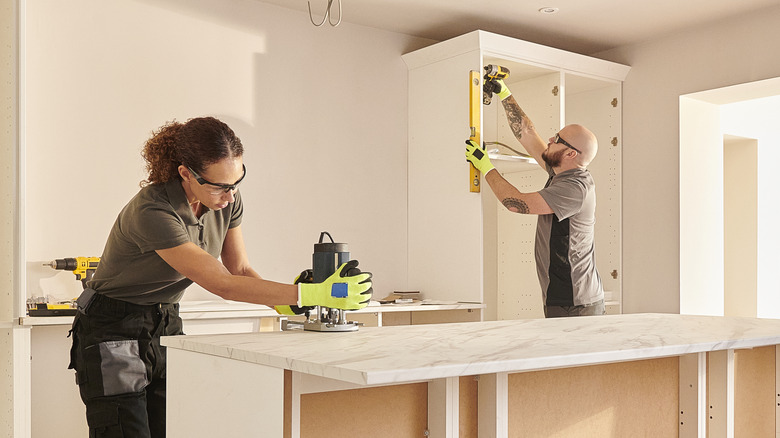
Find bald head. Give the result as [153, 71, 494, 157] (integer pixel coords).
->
[560, 124, 598, 166]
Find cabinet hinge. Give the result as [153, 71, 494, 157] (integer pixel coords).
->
[552, 86, 559, 96]
[611, 97, 618, 107]
[611, 137, 618, 147]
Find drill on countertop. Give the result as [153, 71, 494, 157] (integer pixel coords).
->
[46, 257, 100, 288]
[483, 64, 511, 105]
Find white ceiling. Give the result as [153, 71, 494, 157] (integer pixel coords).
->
[258, 0, 780, 54]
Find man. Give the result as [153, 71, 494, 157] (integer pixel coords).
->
[465, 79, 604, 318]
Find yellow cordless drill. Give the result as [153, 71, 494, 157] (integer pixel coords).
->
[482, 64, 511, 105]
[46, 257, 100, 288]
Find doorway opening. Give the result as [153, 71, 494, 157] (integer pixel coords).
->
[679, 77, 780, 317]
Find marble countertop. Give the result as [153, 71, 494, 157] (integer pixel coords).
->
[161, 313, 780, 386]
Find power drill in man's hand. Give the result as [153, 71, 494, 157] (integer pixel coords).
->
[483, 64, 511, 105]
[46, 257, 100, 288]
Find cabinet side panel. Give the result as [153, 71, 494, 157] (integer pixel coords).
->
[566, 82, 622, 307]
[167, 349, 285, 438]
[31, 326, 87, 438]
[1, 0, 18, 435]
[407, 51, 483, 303]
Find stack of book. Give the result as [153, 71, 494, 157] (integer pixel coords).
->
[378, 291, 421, 304]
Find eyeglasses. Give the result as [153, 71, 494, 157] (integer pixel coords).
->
[187, 164, 246, 195]
[553, 133, 581, 154]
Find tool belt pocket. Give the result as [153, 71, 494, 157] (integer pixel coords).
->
[74, 311, 149, 398]
[82, 339, 149, 397]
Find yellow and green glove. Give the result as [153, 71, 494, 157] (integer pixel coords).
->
[465, 140, 495, 175]
[299, 260, 372, 310]
[484, 78, 512, 101]
[274, 269, 315, 316]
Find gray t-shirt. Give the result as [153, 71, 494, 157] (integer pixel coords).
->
[87, 179, 243, 305]
[535, 166, 603, 307]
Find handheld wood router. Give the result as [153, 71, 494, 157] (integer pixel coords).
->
[285, 232, 362, 332]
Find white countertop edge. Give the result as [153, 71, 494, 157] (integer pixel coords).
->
[164, 336, 780, 387]
[163, 337, 376, 384]
[20, 301, 485, 326]
[360, 339, 779, 386]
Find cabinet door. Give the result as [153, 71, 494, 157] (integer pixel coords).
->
[407, 50, 484, 304]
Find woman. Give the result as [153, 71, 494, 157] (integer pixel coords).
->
[68, 116, 371, 437]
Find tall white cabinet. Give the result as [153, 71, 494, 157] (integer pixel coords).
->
[402, 31, 630, 319]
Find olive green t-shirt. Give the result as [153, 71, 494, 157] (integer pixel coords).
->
[87, 179, 243, 305]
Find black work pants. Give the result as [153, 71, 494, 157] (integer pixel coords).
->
[69, 292, 183, 437]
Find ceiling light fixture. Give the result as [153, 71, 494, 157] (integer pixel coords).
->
[538, 7, 559, 14]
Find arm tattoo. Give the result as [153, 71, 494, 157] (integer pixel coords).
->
[502, 197, 530, 214]
[501, 99, 531, 141]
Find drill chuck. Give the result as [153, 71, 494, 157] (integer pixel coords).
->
[484, 64, 510, 80]
[48, 258, 80, 271]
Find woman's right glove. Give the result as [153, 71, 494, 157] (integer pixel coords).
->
[275, 269, 315, 316]
[299, 260, 373, 310]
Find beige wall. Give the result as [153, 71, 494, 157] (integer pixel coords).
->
[597, 5, 780, 314]
[14, 1, 432, 436]
[22, 0, 432, 305]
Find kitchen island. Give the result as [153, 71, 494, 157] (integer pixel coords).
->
[162, 313, 780, 437]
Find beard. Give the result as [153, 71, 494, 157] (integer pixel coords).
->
[542, 148, 566, 168]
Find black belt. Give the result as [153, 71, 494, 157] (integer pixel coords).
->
[77, 288, 178, 316]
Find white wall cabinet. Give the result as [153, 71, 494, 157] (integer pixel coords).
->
[402, 31, 630, 319]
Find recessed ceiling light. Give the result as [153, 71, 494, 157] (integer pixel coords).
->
[538, 7, 559, 14]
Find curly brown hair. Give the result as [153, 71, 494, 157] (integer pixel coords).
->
[141, 117, 244, 186]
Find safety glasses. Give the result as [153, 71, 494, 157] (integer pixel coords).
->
[553, 133, 581, 154]
[187, 164, 246, 195]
